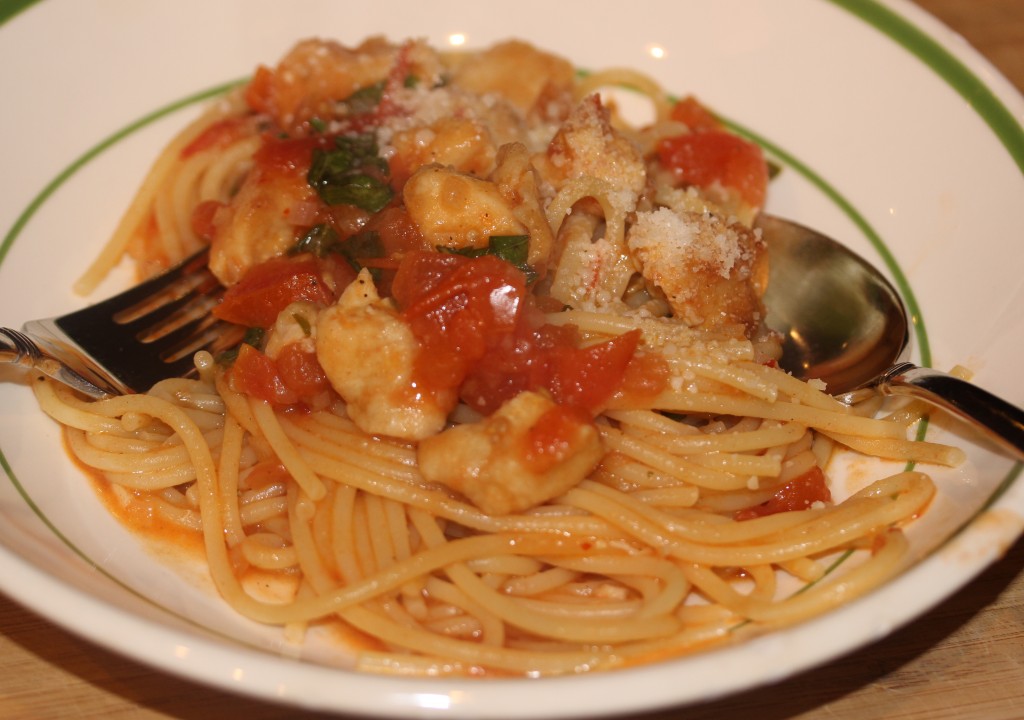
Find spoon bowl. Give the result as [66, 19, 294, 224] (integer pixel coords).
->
[758, 214, 910, 395]
[758, 214, 1024, 461]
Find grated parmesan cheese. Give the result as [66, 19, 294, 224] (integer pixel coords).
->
[628, 208, 747, 279]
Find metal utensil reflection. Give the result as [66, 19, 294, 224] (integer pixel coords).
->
[758, 214, 1024, 460]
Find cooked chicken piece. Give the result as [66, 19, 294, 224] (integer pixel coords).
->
[418, 391, 603, 516]
[207, 164, 317, 287]
[262, 301, 320, 360]
[246, 36, 445, 133]
[448, 40, 575, 122]
[489, 142, 555, 272]
[379, 81, 534, 183]
[388, 115, 497, 180]
[535, 94, 646, 210]
[317, 270, 455, 439]
[403, 164, 526, 250]
[626, 207, 768, 334]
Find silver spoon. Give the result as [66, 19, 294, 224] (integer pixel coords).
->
[757, 214, 1024, 461]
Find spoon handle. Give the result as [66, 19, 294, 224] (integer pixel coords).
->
[879, 362, 1024, 462]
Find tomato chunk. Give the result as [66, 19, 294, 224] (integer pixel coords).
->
[657, 96, 767, 210]
[392, 251, 644, 417]
[543, 330, 641, 412]
[275, 343, 330, 399]
[669, 95, 723, 132]
[522, 404, 594, 474]
[393, 251, 526, 392]
[191, 200, 224, 241]
[735, 467, 832, 521]
[244, 65, 276, 115]
[656, 130, 768, 209]
[228, 342, 331, 409]
[229, 343, 299, 406]
[214, 257, 336, 328]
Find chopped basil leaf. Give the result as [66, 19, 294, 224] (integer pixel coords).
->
[317, 173, 393, 212]
[488, 235, 530, 267]
[338, 132, 379, 159]
[291, 224, 340, 257]
[217, 327, 266, 364]
[307, 133, 394, 212]
[242, 327, 266, 347]
[344, 81, 385, 115]
[289, 224, 384, 280]
[309, 116, 327, 133]
[292, 313, 312, 336]
[335, 230, 384, 281]
[438, 234, 536, 283]
[343, 230, 385, 261]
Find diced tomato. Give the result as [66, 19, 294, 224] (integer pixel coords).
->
[316, 253, 359, 293]
[460, 323, 642, 416]
[365, 206, 429, 256]
[457, 316, 553, 415]
[669, 96, 723, 132]
[734, 467, 832, 521]
[390, 251, 464, 307]
[214, 257, 336, 328]
[275, 343, 330, 399]
[191, 200, 224, 241]
[253, 135, 324, 177]
[617, 350, 670, 402]
[229, 343, 299, 406]
[543, 330, 641, 413]
[522, 405, 593, 474]
[392, 251, 644, 417]
[393, 251, 526, 392]
[244, 65, 276, 115]
[656, 130, 768, 209]
[229, 342, 332, 409]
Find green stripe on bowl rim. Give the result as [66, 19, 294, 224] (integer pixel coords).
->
[0, 0, 1021, 657]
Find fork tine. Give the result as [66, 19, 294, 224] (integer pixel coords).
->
[147, 314, 244, 364]
[41, 248, 236, 393]
[119, 286, 222, 343]
[113, 271, 220, 329]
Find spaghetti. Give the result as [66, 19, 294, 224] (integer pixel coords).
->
[36, 36, 960, 677]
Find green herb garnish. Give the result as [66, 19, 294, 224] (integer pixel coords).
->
[291, 224, 340, 257]
[293, 313, 312, 336]
[307, 133, 393, 213]
[343, 81, 385, 115]
[439, 234, 536, 283]
[217, 327, 267, 364]
[289, 224, 385, 281]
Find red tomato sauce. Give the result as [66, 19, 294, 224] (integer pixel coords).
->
[657, 96, 768, 209]
[521, 404, 593, 474]
[734, 467, 832, 521]
[392, 251, 644, 416]
[213, 256, 339, 328]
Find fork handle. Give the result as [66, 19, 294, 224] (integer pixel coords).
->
[879, 362, 1024, 462]
[0, 327, 113, 400]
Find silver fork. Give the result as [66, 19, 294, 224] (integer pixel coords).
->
[0, 250, 243, 399]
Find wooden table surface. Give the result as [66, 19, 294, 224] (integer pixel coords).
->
[3, 1, 1023, 718]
